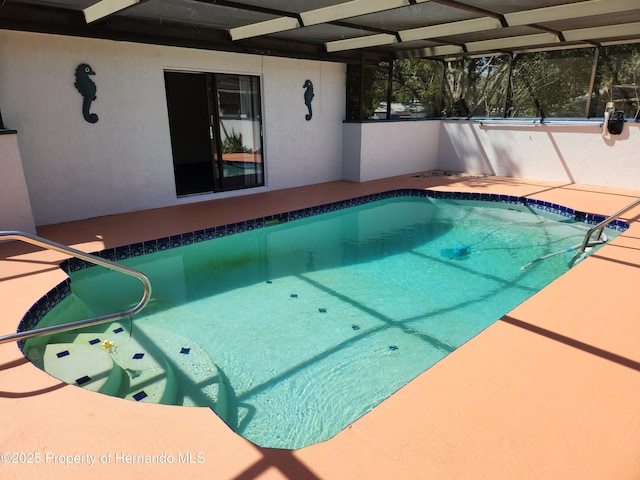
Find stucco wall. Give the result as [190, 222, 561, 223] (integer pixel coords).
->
[438, 120, 640, 189]
[0, 132, 36, 234]
[342, 121, 440, 182]
[0, 30, 345, 226]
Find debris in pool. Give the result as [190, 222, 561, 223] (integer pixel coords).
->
[453, 245, 471, 256]
[76, 375, 91, 385]
[266, 280, 272, 284]
[101, 340, 115, 350]
[180, 347, 191, 355]
[351, 324, 360, 330]
[319, 308, 327, 313]
[291, 294, 298, 298]
[133, 391, 148, 401]
[388, 345, 398, 351]
[132, 353, 145, 360]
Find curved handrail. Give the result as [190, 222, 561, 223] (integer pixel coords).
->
[0, 231, 152, 345]
[569, 198, 640, 266]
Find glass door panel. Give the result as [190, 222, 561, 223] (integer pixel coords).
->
[217, 74, 264, 190]
[165, 71, 264, 196]
[164, 72, 216, 196]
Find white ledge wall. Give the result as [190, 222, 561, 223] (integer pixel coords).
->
[342, 121, 440, 182]
[438, 120, 640, 189]
[0, 133, 36, 234]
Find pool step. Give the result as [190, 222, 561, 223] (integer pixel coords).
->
[111, 341, 178, 405]
[135, 325, 232, 423]
[29, 322, 231, 421]
[30, 342, 124, 396]
[34, 322, 178, 405]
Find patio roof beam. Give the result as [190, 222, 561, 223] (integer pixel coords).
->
[326, 33, 399, 53]
[326, 0, 640, 55]
[563, 22, 640, 42]
[83, 0, 142, 24]
[229, 0, 413, 41]
[504, 0, 639, 27]
[465, 32, 561, 54]
[400, 17, 503, 42]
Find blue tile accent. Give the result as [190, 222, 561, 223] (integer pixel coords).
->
[156, 237, 170, 251]
[193, 230, 207, 243]
[182, 232, 194, 245]
[115, 246, 130, 260]
[130, 242, 144, 257]
[205, 227, 217, 240]
[180, 347, 191, 355]
[113, 327, 124, 334]
[76, 375, 91, 385]
[132, 353, 145, 360]
[56, 350, 70, 358]
[143, 240, 157, 254]
[133, 391, 148, 401]
[88, 338, 101, 345]
[101, 248, 117, 262]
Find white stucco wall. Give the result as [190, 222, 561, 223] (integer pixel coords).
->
[0, 30, 345, 226]
[0, 132, 36, 234]
[263, 56, 344, 189]
[342, 120, 440, 182]
[438, 120, 640, 189]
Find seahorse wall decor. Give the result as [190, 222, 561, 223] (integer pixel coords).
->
[303, 79, 314, 121]
[74, 63, 99, 123]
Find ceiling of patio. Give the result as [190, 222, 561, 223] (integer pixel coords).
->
[1, 0, 639, 63]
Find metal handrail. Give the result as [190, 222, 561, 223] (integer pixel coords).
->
[0, 231, 152, 345]
[574, 198, 640, 258]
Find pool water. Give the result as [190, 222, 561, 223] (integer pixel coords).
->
[25, 196, 615, 449]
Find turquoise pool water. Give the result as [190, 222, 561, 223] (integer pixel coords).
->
[25, 195, 617, 449]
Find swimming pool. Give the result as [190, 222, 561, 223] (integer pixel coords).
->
[21, 190, 626, 449]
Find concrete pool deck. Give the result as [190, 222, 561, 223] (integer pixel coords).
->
[2, 173, 640, 479]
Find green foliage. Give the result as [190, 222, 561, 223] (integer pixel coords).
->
[594, 44, 640, 119]
[222, 129, 252, 154]
[347, 44, 640, 120]
[510, 49, 595, 118]
[442, 56, 510, 117]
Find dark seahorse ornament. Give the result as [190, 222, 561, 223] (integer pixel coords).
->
[74, 63, 99, 123]
[303, 79, 314, 121]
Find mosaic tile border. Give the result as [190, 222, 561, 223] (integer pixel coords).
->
[18, 188, 629, 343]
[17, 279, 71, 347]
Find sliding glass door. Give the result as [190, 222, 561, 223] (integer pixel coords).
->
[164, 71, 264, 196]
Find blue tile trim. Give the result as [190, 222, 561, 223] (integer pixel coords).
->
[19, 189, 630, 348]
[17, 279, 72, 349]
